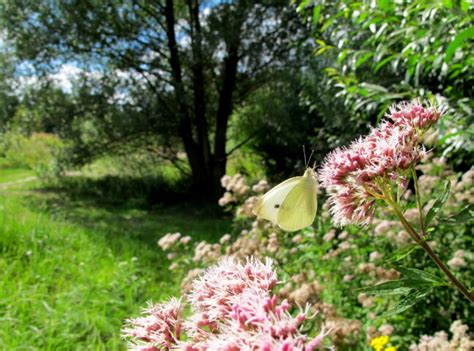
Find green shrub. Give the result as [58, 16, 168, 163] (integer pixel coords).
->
[0, 132, 63, 178]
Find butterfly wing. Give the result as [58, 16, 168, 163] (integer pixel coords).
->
[253, 176, 303, 225]
[277, 171, 318, 232]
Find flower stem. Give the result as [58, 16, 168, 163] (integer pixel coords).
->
[411, 168, 426, 236]
[385, 197, 473, 302]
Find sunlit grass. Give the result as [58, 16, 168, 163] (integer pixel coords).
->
[0, 169, 231, 349]
[0, 168, 33, 183]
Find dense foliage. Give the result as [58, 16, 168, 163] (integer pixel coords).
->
[298, 0, 473, 166]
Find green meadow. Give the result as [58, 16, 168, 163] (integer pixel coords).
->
[0, 169, 230, 350]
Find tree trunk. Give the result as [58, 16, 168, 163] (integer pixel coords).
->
[213, 42, 240, 197]
[188, 0, 212, 179]
[164, 0, 213, 196]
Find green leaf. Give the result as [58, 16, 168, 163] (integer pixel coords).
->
[321, 15, 337, 32]
[425, 181, 451, 228]
[338, 49, 349, 64]
[359, 83, 388, 93]
[386, 244, 420, 263]
[355, 52, 374, 68]
[442, 0, 453, 9]
[382, 287, 433, 317]
[445, 27, 474, 63]
[438, 204, 474, 225]
[395, 266, 446, 284]
[362, 278, 432, 296]
[460, 0, 470, 12]
[312, 5, 321, 25]
[377, 0, 391, 12]
[296, 0, 310, 13]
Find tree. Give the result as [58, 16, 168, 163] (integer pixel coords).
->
[233, 61, 367, 180]
[1, 0, 310, 197]
[0, 44, 19, 132]
[296, 0, 473, 167]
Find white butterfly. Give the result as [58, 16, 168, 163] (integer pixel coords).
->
[253, 168, 318, 232]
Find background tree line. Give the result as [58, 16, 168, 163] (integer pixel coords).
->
[0, 0, 472, 198]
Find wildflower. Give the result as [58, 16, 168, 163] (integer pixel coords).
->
[387, 100, 442, 129]
[371, 335, 390, 351]
[292, 234, 303, 243]
[323, 229, 336, 242]
[252, 179, 269, 193]
[180, 236, 192, 245]
[342, 274, 354, 282]
[404, 208, 420, 222]
[369, 251, 383, 262]
[124, 257, 328, 350]
[158, 232, 181, 251]
[122, 298, 182, 350]
[219, 233, 231, 244]
[338, 231, 349, 240]
[218, 191, 235, 206]
[448, 256, 466, 270]
[409, 320, 474, 351]
[319, 100, 443, 226]
[378, 324, 394, 336]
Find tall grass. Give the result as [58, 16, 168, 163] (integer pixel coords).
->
[0, 171, 231, 350]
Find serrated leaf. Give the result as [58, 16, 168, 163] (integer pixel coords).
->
[362, 278, 432, 296]
[425, 181, 451, 228]
[382, 287, 433, 317]
[395, 266, 446, 284]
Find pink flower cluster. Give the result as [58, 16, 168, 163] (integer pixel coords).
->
[122, 257, 327, 350]
[319, 100, 443, 226]
[122, 298, 182, 350]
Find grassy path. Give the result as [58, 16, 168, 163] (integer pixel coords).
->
[0, 176, 37, 189]
[0, 169, 230, 350]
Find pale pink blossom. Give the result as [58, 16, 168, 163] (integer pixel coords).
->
[448, 257, 466, 270]
[387, 100, 443, 129]
[409, 320, 473, 351]
[378, 324, 394, 336]
[122, 298, 182, 350]
[180, 236, 192, 245]
[319, 100, 443, 226]
[369, 251, 383, 262]
[123, 258, 328, 350]
[219, 234, 231, 244]
[158, 233, 181, 251]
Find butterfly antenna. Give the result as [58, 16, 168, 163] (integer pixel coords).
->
[307, 149, 314, 168]
[303, 145, 307, 168]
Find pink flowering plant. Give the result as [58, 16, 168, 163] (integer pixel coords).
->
[122, 257, 328, 350]
[318, 100, 473, 304]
